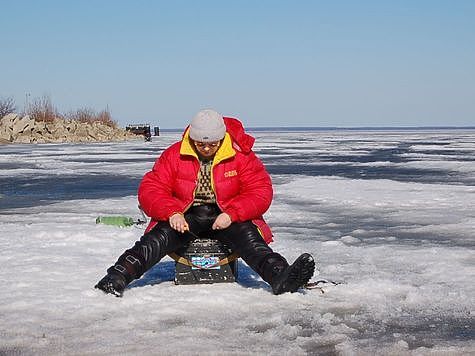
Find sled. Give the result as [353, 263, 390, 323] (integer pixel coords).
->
[169, 238, 239, 285]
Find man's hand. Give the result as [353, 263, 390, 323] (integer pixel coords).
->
[169, 213, 189, 233]
[212, 212, 232, 230]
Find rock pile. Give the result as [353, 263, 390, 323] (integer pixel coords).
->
[0, 113, 138, 144]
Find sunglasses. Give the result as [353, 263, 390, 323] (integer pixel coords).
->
[194, 141, 220, 149]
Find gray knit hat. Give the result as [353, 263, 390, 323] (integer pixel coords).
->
[189, 109, 226, 142]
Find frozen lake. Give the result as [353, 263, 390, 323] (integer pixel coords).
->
[0, 129, 474, 355]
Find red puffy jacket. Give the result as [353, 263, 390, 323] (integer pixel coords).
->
[138, 117, 274, 243]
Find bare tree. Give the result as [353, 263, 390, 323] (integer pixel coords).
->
[66, 107, 117, 128]
[0, 97, 16, 118]
[96, 108, 117, 128]
[67, 108, 96, 123]
[28, 95, 58, 122]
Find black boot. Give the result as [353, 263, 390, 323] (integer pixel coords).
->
[271, 253, 315, 295]
[95, 273, 127, 297]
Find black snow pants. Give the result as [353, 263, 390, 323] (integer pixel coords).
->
[107, 204, 289, 286]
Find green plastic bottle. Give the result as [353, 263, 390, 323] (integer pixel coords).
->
[96, 216, 135, 227]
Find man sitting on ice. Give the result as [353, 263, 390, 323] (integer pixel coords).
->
[95, 109, 315, 296]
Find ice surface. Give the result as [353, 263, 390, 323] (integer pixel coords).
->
[0, 130, 474, 355]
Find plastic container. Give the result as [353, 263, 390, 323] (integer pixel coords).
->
[95, 216, 135, 227]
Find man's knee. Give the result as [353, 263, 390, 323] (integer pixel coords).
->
[225, 221, 261, 240]
[143, 221, 191, 257]
[219, 221, 269, 253]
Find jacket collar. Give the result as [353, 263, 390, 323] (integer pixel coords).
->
[180, 128, 236, 164]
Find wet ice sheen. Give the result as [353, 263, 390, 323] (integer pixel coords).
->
[0, 129, 474, 355]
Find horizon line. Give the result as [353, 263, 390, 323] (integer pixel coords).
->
[158, 125, 475, 132]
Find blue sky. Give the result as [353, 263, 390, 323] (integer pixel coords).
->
[1, 1, 474, 128]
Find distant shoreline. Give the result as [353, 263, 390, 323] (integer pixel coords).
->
[159, 126, 475, 133]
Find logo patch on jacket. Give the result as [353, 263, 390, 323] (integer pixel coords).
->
[224, 170, 238, 178]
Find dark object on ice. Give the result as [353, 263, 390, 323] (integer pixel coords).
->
[305, 279, 343, 294]
[95, 273, 126, 297]
[172, 238, 238, 285]
[271, 253, 315, 295]
[144, 130, 152, 142]
[126, 124, 152, 141]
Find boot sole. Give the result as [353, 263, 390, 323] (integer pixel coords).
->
[287, 253, 315, 293]
[273, 253, 315, 294]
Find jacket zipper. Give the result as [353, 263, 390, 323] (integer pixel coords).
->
[183, 159, 200, 213]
